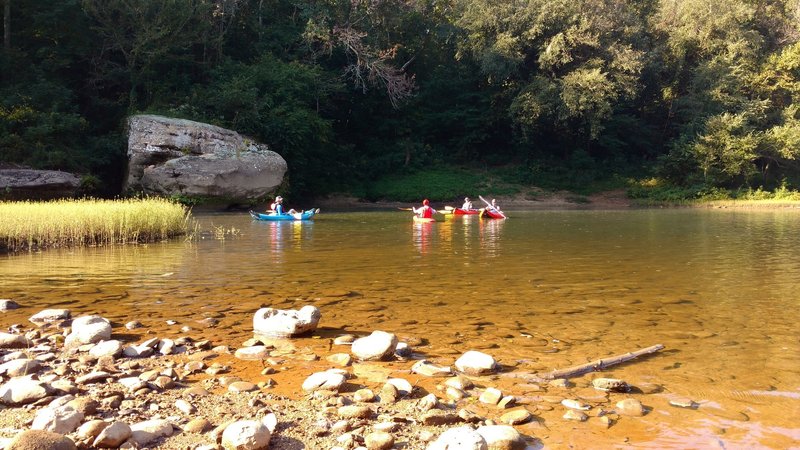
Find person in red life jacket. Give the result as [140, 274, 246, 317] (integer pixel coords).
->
[413, 199, 436, 218]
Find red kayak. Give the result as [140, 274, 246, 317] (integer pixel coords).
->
[480, 208, 506, 219]
[453, 208, 481, 215]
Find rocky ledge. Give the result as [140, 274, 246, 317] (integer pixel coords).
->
[0, 169, 80, 200]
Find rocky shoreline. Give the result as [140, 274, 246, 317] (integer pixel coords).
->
[0, 301, 678, 450]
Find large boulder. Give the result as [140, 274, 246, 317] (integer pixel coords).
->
[125, 115, 287, 201]
[0, 168, 80, 200]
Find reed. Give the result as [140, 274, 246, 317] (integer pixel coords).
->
[0, 198, 192, 252]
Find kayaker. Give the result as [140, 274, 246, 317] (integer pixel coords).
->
[413, 199, 436, 218]
[268, 195, 282, 213]
[462, 197, 473, 210]
[273, 196, 300, 215]
[487, 198, 502, 213]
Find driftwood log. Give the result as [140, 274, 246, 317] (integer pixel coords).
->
[538, 344, 665, 380]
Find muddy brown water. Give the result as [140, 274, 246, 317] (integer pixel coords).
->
[1, 209, 799, 448]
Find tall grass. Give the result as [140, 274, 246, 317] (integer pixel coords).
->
[0, 198, 192, 252]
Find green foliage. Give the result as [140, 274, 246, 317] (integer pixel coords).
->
[365, 168, 483, 202]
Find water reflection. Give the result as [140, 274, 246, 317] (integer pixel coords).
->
[478, 217, 505, 256]
[412, 221, 434, 254]
[254, 221, 314, 262]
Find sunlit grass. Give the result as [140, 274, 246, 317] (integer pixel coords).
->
[0, 198, 192, 252]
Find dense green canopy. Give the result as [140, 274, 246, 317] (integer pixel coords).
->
[1, 0, 799, 198]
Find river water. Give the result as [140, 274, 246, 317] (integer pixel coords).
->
[1, 209, 799, 448]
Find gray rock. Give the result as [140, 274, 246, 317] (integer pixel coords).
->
[32, 405, 84, 434]
[125, 115, 287, 202]
[93, 421, 132, 448]
[0, 299, 21, 311]
[89, 340, 123, 359]
[0, 332, 33, 348]
[351, 331, 398, 361]
[29, 309, 71, 324]
[221, 420, 271, 450]
[0, 377, 51, 405]
[65, 315, 112, 347]
[427, 426, 487, 450]
[475, 425, 527, 450]
[253, 305, 321, 338]
[411, 360, 453, 377]
[6, 430, 77, 450]
[302, 370, 347, 392]
[455, 350, 498, 375]
[129, 419, 174, 446]
[0, 169, 79, 200]
[0, 358, 41, 377]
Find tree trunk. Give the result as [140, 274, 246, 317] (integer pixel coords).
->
[3, 0, 10, 51]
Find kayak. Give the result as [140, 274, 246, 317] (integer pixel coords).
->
[250, 209, 318, 221]
[480, 208, 506, 219]
[413, 216, 436, 223]
[453, 207, 481, 215]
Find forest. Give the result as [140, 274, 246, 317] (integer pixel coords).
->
[1, 0, 799, 201]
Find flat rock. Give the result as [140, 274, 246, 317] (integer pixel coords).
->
[0, 358, 41, 377]
[326, 353, 352, 366]
[385, 378, 413, 396]
[228, 381, 258, 393]
[93, 421, 131, 448]
[89, 340, 123, 359]
[420, 410, 461, 426]
[411, 360, 453, 377]
[29, 309, 71, 324]
[32, 405, 84, 434]
[479, 387, 503, 405]
[129, 419, 174, 446]
[302, 371, 347, 392]
[499, 408, 532, 425]
[234, 346, 271, 360]
[338, 405, 372, 419]
[563, 409, 588, 422]
[616, 398, 646, 416]
[592, 377, 629, 392]
[65, 315, 112, 347]
[0, 377, 51, 405]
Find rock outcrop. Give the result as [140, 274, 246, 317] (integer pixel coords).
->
[0, 169, 80, 200]
[125, 115, 287, 201]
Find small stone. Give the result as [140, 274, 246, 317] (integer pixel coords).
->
[32, 405, 84, 434]
[184, 417, 212, 433]
[0, 299, 21, 310]
[228, 381, 258, 392]
[333, 335, 356, 345]
[497, 395, 515, 409]
[93, 421, 132, 448]
[421, 409, 461, 426]
[500, 408, 532, 425]
[592, 378, 629, 392]
[561, 399, 591, 411]
[455, 350, 498, 375]
[385, 378, 413, 396]
[0, 332, 33, 349]
[338, 405, 372, 419]
[354, 388, 376, 402]
[184, 386, 211, 397]
[444, 375, 474, 391]
[326, 353, 352, 366]
[235, 346, 271, 360]
[6, 430, 76, 450]
[365, 431, 394, 450]
[76, 420, 109, 442]
[475, 425, 526, 450]
[380, 383, 398, 404]
[595, 415, 613, 428]
[175, 399, 196, 414]
[548, 378, 571, 388]
[0, 358, 41, 377]
[427, 426, 486, 450]
[221, 420, 271, 450]
[417, 393, 438, 411]
[445, 386, 467, 401]
[0, 377, 51, 405]
[125, 321, 143, 330]
[29, 309, 71, 324]
[669, 397, 698, 409]
[129, 419, 174, 447]
[616, 398, 646, 417]
[302, 371, 346, 392]
[563, 409, 588, 422]
[351, 331, 398, 361]
[411, 360, 452, 377]
[479, 387, 503, 405]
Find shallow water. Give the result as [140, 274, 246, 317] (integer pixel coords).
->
[1, 209, 799, 448]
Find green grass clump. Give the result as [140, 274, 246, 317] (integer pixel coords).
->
[628, 178, 800, 206]
[0, 198, 192, 252]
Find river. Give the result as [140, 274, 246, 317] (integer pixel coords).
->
[1, 209, 798, 448]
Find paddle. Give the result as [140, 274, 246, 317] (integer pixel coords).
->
[478, 195, 507, 219]
[397, 207, 414, 211]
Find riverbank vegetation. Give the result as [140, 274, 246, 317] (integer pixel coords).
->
[1, 1, 799, 202]
[0, 198, 191, 252]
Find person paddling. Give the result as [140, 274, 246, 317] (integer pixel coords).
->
[413, 199, 436, 219]
[486, 198, 501, 213]
[272, 196, 300, 215]
[462, 197, 474, 210]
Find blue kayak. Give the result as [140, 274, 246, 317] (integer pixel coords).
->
[249, 209, 318, 221]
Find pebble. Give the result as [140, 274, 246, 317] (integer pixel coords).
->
[184, 417, 212, 433]
[427, 426, 485, 449]
[561, 399, 591, 411]
[354, 388, 376, 402]
[234, 346, 271, 360]
[0, 299, 21, 310]
[93, 421, 132, 448]
[338, 405, 372, 419]
[455, 350, 498, 375]
[326, 353, 352, 366]
[333, 335, 356, 345]
[476, 425, 527, 450]
[592, 377, 629, 392]
[420, 410, 461, 425]
[563, 409, 588, 422]
[175, 399, 196, 414]
[380, 383, 398, 404]
[6, 430, 77, 450]
[221, 420, 271, 450]
[228, 381, 258, 392]
[385, 378, 413, 396]
[444, 375, 474, 391]
[411, 360, 452, 377]
[417, 393, 439, 411]
[445, 386, 467, 401]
